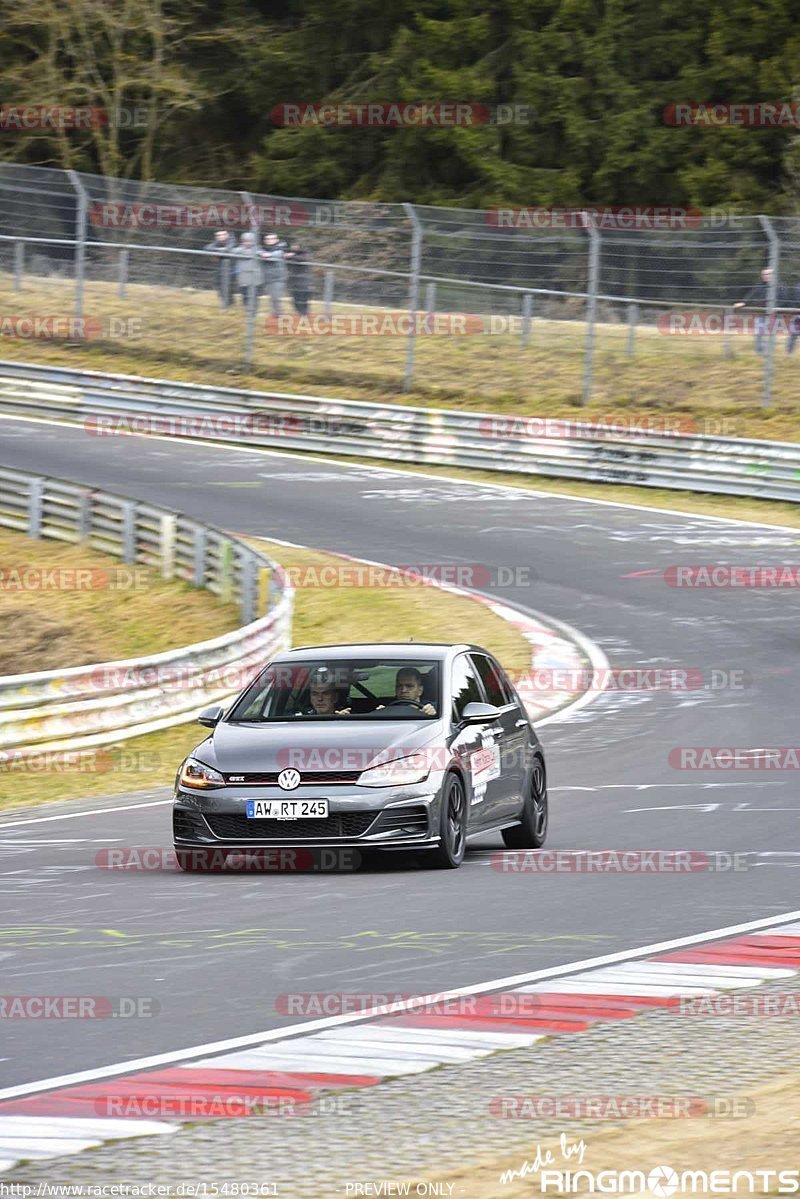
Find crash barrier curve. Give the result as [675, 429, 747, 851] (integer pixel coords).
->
[0, 466, 293, 757]
[0, 359, 797, 503]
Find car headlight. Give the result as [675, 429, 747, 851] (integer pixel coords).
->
[357, 753, 431, 788]
[179, 757, 225, 790]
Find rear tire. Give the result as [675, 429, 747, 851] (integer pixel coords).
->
[427, 772, 467, 869]
[501, 756, 548, 849]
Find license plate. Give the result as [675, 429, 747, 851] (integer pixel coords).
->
[246, 799, 329, 820]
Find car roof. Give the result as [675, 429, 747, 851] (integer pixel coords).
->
[279, 643, 485, 661]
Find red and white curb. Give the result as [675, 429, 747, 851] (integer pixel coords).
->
[255, 536, 609, 726]
[2, 915, 800, 1170]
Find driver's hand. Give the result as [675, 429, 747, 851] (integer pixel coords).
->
[421, 703, 435, 716]
[376, 704, 385, 710]
[335, 707, 351, 715]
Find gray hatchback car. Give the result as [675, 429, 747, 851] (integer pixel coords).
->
[173, 642, 547, 870]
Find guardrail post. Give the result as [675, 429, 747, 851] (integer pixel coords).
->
[13, 241, 24, 293]
[160, 513, 177, 579]
[402, 202, 423, 392]
[118, 250, 129, 300]
[258, 566, 271, 615]
[758, 214, 779, 407]
[219, 539, 234, 604]
[626, 302, 638, 356]
[121, 502, 137, 563]
[77, 489, 91, 540]
[28, 478, 44, 538]
[581, 213, 601, 406]
[521, 293, 533, 346]
[193, 526, 207, 587]
[67, 170, 88, 321]
[240, 553, 256, 623]
[323, 269, 335, 319]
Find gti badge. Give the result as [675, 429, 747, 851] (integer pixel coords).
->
[278, 768, 301, 791]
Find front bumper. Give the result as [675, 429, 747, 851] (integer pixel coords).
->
[173, 783, 441, 851]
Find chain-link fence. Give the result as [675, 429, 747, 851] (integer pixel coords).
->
[0, 163, 799, 407]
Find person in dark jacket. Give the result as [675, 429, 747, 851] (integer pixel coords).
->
[259, 232, 287, 317]
[733, 267, 774, 355]
[785, 281, 800, 356]
[284, 242, 313, 316]
[203, 229, 237, 309]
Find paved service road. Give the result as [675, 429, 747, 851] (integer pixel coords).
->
[1, 417, 799, 1087]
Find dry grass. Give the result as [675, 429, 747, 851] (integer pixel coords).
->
[2, 270, 800, 441]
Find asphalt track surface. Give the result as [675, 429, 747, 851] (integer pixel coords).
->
[1, 416, 799, 1089]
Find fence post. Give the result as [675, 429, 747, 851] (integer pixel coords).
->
[722, 308, 734, 360]
[758, 214, 779, 407]
[402, 202, 423, 392]
[323, 269, 335, 318]
[425, 281, 436, 319]
[240, 190, 260, 368]
[193, 526, 207, 587]
[581, 214, 601, 406]
[67, 169, 88, 321]
[521, 293, 533, 346]
[160, 513, 177, 579]
[118, 249, 129, 299]
[626, 302, 638, 357]
[77, 489, 91, 540]
[28, 478, 44, 538]
[219, 540, 234, 604]
[13, 240, 24, 293]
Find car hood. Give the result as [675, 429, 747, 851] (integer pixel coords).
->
[195, 718, 444, 773]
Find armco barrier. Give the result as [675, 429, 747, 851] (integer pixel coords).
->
[0, 360, 798, 502]
[0, 467, 293, 756]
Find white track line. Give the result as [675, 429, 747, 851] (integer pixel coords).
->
[3, 909, 800, 1103]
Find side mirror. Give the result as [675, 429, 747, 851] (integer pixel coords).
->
[461, 702, 501, 725]
[197, 705, 223, 728]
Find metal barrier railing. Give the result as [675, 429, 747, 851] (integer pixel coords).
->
[0, 464, 294, 756]
[0, 359, 798, 504]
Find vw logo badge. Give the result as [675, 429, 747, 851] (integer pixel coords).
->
[277, 768, 301, 791]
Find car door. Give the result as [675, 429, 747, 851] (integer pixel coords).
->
[470, 652, 527, 818]
[449, 652, 506, 827]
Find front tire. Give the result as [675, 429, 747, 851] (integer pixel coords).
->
[502, 756, 548, 849]
[427, 772, 467, 869]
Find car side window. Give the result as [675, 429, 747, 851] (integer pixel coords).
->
[471, 654, 508, 708]
[450, 654, 485, 723]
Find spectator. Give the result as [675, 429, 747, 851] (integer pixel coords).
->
[259, 232, 287, 317]
[203, 229, 237, 309]
[733, 267, 774, 355]
[785, 282, 800, 356]
[233, 232, 262, 314]
[284, 241, 313, 316]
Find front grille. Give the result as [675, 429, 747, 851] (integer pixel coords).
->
[173, 809, 209, 840]
[205, 812, 378, 840]
[371, 806, 429, 835]
[222, 771, 362, 785]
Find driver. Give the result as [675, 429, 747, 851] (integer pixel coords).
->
[377, 667, 436, 716]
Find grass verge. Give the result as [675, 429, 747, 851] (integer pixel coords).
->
[2, 271, 800, 441]
[0, 536, 533, 811]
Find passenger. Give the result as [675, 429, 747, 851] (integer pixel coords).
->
[300, 673, 351, 715]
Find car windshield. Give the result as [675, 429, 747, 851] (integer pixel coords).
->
[227, 658, 441, 722]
